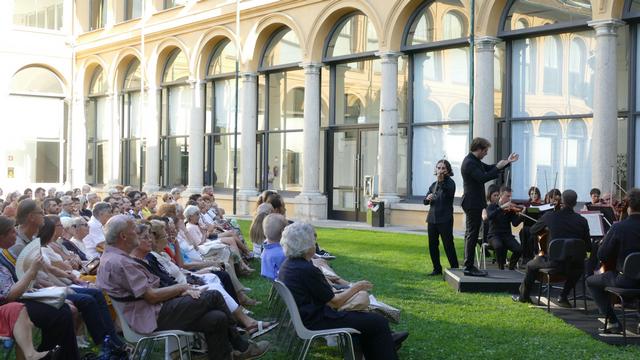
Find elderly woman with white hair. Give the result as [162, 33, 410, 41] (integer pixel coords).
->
[278, 222, 407, 360]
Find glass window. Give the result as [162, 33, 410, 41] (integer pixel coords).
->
[125, 0, 142, 20]
[334, 60, 381, 125]
[412, 124, 467, 196]
[512, 31, 595, 117]
[262, 28, 302, 68]
[406, 0, 468, 46]
[208, 40, 237, 76]
[86, 66, 109, 185]
[89, 67, 106, 95]
[121, 60, 144, 187]
[164, 137, 189, 187]
[266, 71, 305, 130]
[326, 13, 378, 58]
[89, 0, 106, 30]
[165, 0, 188, 9]
[504, 0, 591, 31]
[205, 134, 240, 189]
[123, 60, 141, 91]
[13, 0, 64, 30]
[266, 132, 303, 191]
[10, 67, 64, 95]
[165, 85, 192, 136]
[163, 49, 189, 83]
[511, 119, 592, 201]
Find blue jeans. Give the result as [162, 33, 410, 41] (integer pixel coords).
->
[67, 287, 124, 347]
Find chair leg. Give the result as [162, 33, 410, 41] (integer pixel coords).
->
[546, 275, 551, 312]
[573, 286, 577, 308]
[537, 280, 543, 306]
[298, 339, 312, 360]
[583, 277, 588, 314]
[344, 334, 356, 360]
[621, 298, 627, 346]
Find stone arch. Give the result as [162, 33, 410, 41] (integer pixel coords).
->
[151, 37, 191, 86]
[593, 0, 625, 19]
[10, 63, 68, 93]
[193, 26, 239, 81]
[385, 0, 470, 51]
[78, 55, 110, 96]
[111, 47, 143, 94]
[307, 0, 384, 62]
[476, 0, 508, 36]
[243, 13, 306, 71]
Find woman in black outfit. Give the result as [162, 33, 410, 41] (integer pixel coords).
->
[424, 159, 458, 275]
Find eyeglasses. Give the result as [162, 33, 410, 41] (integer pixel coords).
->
[73, 224, 88, 228]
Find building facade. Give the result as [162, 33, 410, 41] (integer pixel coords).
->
[2, 0, 639, 226]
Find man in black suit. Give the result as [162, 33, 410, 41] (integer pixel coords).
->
[586, 188, 640, 333]
[513, 190, 591, 307]
[461, 137, 518, 276]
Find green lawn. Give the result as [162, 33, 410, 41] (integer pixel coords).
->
[237, 221, 640, 360]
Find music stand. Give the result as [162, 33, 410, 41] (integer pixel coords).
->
[578, 211, 605, 237]
[585, 204, 615, 228]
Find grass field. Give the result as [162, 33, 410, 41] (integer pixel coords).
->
[237, 221, 640, 360]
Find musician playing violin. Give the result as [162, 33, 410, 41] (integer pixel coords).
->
[424, 160, 458, 276]
[589, 188, 602, 206]
[486, 186, 522, 270]
[586, 188, 640, 334]
[519, 187, 542, 264]
[513, 190, 590, 307]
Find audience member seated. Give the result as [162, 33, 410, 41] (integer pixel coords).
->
[42, 197, 61, 216]
[250, 204, 273, 258]
[134, 220, 276, 337]
[2, 192, 20, 218]
[278, 222, 407, 360]
[0, 302, 53, 360]
[60, 217, 88, 261]
[0, 216, 79, 359]
[586, 188, 640, 333]
[96, 215, 269, 360]
[83, 202, 112, 259]
[260, 213, 287, 281]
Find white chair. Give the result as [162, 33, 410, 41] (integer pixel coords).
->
[110, 300, 195, 360]
[273, 280, 360, 360]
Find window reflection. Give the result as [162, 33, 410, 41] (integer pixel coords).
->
[406, 0, 468, 46]
[87, 66, 109, 185]
[262, 28, 302, 67]
[334, 60, 381, 125]
[326, 14, 378, 57]
[504, 0, 591, 31]
[13, 0, 64, 30]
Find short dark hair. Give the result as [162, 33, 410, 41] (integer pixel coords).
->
[16, 199, 38, 225]
[562, 190, 578, 208]
[590, 188, 601, 196]
[189, 194, 202, 202]
[23, 188, 32, 195]
[470, 137, 491, 152]
[0, 216, 15, 237]
[628, 188, 640, 213]
[499, 185, 512, 194]
[35, 187, 45, 194]
[17, 194, 30, 203]
[434, 159, 454, 177]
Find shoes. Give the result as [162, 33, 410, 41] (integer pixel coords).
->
[427, 270, 442, 276]
[316, 249, 336, 260]
[247, 321, 278, 339]
[599, 320, 623, 334]
[555, 297, 572, 308]
[391, 331, 409, 351]
[232, 340, 270, 360]
[45, 345, 61, 360]
[511, 295, 533, 304]
[463, 266, 487, 277]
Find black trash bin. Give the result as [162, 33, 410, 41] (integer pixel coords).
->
[367, 201, 384, 227]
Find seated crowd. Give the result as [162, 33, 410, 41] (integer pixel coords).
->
[0, 185, 282, 360]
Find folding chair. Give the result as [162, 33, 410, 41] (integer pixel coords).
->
[604, 252, 640, 345]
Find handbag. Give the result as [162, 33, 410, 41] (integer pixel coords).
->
[20, 286, 68, 309]
[338, 290, 370, 311]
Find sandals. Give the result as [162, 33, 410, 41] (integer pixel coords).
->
[247, 321, 278, 339]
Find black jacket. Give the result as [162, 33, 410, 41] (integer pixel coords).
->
[486, 203, 522, 237]
[530, 207, 591, 253]
[460, 153, 503, 210]
[597, 214, 640, 272]
[423, 176, 455, 224]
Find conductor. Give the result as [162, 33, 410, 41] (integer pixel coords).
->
[461, 137, 519, 276]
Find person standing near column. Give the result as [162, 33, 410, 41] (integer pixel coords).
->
[461, 138, 518, 276]
[424, 160, 458, 276]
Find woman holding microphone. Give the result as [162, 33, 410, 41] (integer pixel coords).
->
[424, 160, 458, 275]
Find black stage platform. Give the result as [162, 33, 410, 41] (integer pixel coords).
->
[444, 268, 524, 293]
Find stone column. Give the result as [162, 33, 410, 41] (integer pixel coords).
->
[473, 36, 500, 164]
[143, 86, 160, 193]
[71, 95, 87, 187]
[588, 19, 623, 190]
[295, 63, 327, 220]
[377, 51, 401, 203]
[237, 72, 258, 214]
[186, 80, 205, 194]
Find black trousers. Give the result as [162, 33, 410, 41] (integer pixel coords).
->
[519, 256, 583, 299]
[21, 300, 79, 359]
[463, 208, 483, 268]
[427, 220, 458, 271]
[212, 270, 239, 304]
[308, 311, 397, 360]
[586, 271, 640, 323]
[489, 235, 521, 268]
[156, 290, 248, 360]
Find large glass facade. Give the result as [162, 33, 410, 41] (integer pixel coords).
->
[13, 0, 64, 30]
[86, 67, 110, 185]
[205, 40, 241, 189]
[258, 28, 304, 192]
[8, 67, 66, 185]
[503, 0, 591, 32]
[120, 60, 144, 188]
[160, 49, 191, 187]
[405, 1, 470, 197]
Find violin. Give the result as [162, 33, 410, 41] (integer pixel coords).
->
[537, 229, 549, 257]
[503, 203, 525, 214]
